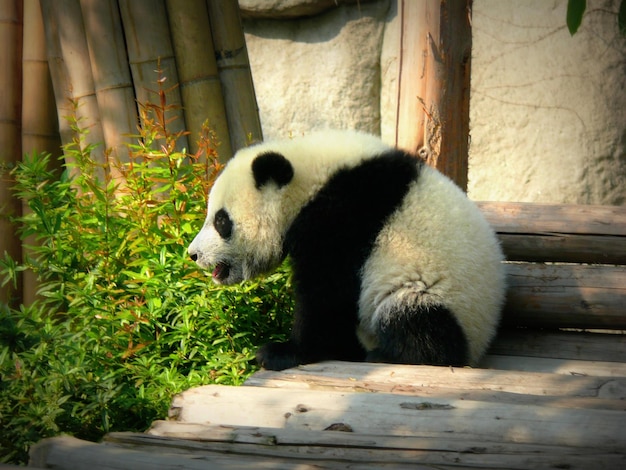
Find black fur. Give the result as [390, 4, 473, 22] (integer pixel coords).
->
[366, 305, 468, 366]
[256, 150, 431, 370]
[213, 208, 233, 239]
[252, 151, 294, 189]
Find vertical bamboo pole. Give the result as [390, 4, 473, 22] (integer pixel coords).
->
[118, 0, 189, 152]
[39, 0, 106, 175]
[80, 0, 137, 177]
[0, 0, 23, 306]
[395, 0, 472, 191]
[206, 0, 262, 151]
[22, 0, 60, 157]
[21, 0, 62, 305]
[166, 0, 233, 161]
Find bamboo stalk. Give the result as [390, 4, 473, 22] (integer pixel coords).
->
[80, 0, 137, 179]
[118, 0, 189, 152]
[395, 0, 472, 190]
[22, 0, 61, 158]
[206, 0, 262, 151]
[0, 0, 23, 307]
[21, 0, 63, 305]
[166, 0, 233, 161]
[39, 0, 106, 176]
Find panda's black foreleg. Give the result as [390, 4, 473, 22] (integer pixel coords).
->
[256, 295, 367, 371]
[367, 304, 469, 366]
[255, 341, 302, 371]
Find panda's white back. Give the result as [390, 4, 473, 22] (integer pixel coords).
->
[358, 164, 506, 365]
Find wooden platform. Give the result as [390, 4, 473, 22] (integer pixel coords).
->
[28, 202, 626, 469]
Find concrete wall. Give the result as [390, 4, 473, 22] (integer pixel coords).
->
[240, 0, 626, 204]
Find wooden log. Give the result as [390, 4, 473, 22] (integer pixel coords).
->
[206, 1, 262, 151]
[395, 0, 472, 190]
[478, 202, 626, 236]
[165, 0, 233, 161]
[144, 423, 626, 470]
[244, 360, 626, 410]
[482, 354, 626, 378]
[32, 431, 626, 470]
[478, 201, 626, 264]
[166, 384, 626, 450]
[503, 264, 626, 329]
[29, 435, 308, 470]
[488, 328, 626, 363]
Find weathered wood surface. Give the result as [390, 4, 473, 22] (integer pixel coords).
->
[502, 264, 626, 328]
[245, 361, 626, 410]
[162, 382, 625, 450]
[478, 201, 626, 264]
[31, 430, 626, 470]
[488, 329, 626, 364]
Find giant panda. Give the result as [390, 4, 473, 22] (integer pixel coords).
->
[188, 130, 506, 371]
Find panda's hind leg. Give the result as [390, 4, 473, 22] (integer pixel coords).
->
[366, 302, 469, 367]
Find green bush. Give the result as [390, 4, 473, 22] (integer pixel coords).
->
[0, 94, 292, 464]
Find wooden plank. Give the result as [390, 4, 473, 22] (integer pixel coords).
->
[477, 202, 626, 264]
[167, 384, 626, 450]
[29, 435, 333, 470]
[141, 423, 626, 470]
[244, 361, 626, 410]
[503, 264, 626, 329]
[477, 202, 626, 236]
[497, 233, 626, 264]
[482, 354, 626, 378]
[488, 329, 626, 363]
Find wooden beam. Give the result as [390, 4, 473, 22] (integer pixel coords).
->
[396, 0, 472, 190]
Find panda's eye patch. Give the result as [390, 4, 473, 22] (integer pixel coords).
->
[213, 209, 233, 239]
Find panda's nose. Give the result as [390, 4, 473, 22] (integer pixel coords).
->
[190, 252, 198, 262]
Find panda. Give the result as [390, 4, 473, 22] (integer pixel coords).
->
[188, 130, 506, 371]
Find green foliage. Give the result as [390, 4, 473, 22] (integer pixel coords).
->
[0, 87, 292, 464]
[566, 0, 586, 35]
[567, 0, 626, 36]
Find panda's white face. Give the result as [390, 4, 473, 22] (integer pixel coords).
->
[189, 130, 392, 284]
[188, 151, 292, 284]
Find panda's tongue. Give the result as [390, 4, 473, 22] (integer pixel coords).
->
[212, 262, 230, 282]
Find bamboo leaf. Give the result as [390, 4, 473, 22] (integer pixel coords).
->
[566, 0, 586, 35]
[619, 0, 626, 36]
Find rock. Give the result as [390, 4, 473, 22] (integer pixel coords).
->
[243, 0, 391, 140]
[467, 0, 626, 204]
[239, 0, 372, 19]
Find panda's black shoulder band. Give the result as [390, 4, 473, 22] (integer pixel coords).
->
[252, 151, 294, 189]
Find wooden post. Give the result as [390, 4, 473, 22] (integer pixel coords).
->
[395, 0, 472, 191]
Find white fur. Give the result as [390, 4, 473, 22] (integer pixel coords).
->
[357, 165, 505, 365]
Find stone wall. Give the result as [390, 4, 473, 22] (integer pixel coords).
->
[240, 0, 626, 204]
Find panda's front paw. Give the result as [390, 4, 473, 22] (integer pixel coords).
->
[256, 341, 302, 371]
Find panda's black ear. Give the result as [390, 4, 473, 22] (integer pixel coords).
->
[252, 151, 294, 189]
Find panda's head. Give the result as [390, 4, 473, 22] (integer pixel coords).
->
[188, 130, 392, 284]
[188, 148, 296, 284]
